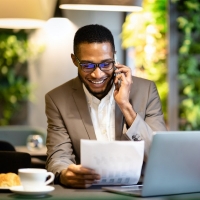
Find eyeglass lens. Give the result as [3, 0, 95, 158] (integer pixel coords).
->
[81, 62, 114, 72]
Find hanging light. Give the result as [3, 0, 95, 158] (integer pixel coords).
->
[0, 0, 57, 29]
[59, 0, 143, 12]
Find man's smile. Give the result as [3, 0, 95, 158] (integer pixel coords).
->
[89, 78, 107, 85]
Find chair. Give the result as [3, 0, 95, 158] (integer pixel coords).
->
[0, 126, 47, 169]
[0, 140, 16, 151]
[0, 140, 45, 169]
[0, 126, 47, 146]
[0, 151, 31, 174]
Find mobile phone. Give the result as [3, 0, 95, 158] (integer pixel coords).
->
[114, 54, 119, 76]
[114, 54, 121, 88]
[114, 54, 117, 63]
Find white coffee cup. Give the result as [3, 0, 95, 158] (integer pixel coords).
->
[18, 168, 55, 191]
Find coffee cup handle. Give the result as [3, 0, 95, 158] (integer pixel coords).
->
[45, 172, 55, 185]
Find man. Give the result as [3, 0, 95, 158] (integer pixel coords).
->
[45, 24, 167, 188]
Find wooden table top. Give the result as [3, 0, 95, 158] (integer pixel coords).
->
[1, 184, 200, 200]
[15, 146, 47, 156]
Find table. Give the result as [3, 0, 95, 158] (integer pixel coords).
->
[1, 184, 200, 200]
[15, 146, 47, 157]
[15, 146, 47, 168]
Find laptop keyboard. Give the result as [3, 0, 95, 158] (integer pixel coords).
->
[102, 185, 143, 197]
[121, 185, 143, 195]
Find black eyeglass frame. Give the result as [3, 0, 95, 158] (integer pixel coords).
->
[74, 54, 115, 72]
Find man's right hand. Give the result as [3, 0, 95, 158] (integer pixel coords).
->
[60, 164, 101, 188]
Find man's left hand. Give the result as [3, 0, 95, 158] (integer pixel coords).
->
[113, 63, 132, 105]
[113, 63, 137, 127]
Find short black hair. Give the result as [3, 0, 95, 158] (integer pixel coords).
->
[73, 24, 115, 55]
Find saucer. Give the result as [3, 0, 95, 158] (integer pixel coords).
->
[0, 186, 10, 190]
[10, 186, 54, 196]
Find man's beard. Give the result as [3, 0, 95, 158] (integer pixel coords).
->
[78, 73, 114, 97]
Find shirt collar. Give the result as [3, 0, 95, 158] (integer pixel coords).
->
[83, 84, 115, 106]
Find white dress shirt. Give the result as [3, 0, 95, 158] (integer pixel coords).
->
[83, 84, 115, 141]
[83, 83, 154, 155]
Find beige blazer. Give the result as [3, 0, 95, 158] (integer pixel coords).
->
[45, 76, 166, 175]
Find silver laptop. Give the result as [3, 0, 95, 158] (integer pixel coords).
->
[102, 131, 200, 197]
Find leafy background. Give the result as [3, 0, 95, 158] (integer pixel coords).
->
[121, 0, 168, 122]
[0, 30, 43, 125]
[172, 0, 200, 130]
[1, 1, 199, 130]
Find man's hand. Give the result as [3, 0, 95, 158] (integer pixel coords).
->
[114, 63, 132, 105]
[114, 63, 137, 127]
[60, 164, 101, 188]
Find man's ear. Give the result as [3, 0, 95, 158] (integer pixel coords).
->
[71, 54, 78, 67]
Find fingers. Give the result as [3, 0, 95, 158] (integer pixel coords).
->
[66, 178, 96, 188]
[114, 63, 132, 75]
[60, 164, 101, 189]
[114, 63, 132, 84]
[113, 64, 133, 106]
[68, 164, 100, 179]
[68, 164, 96, 175]
[66, 170, 100, 180]
[114, 72, 132, 90]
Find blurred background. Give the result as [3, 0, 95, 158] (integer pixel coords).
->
[0, 0, 200, 134]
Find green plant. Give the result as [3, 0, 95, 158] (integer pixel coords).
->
[0, 30, 43, 125]
[172, 0, 200, 130]
[121, 0, 168, 121]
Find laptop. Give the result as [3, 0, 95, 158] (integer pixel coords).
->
[102, 131, 200, 197]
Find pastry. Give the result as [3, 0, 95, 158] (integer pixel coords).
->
[0, 173, 21, 187]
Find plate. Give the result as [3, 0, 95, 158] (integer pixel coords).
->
[10, 186, 55, 196]
[0, 186, 10, 191]
[0, 185, 23, 190]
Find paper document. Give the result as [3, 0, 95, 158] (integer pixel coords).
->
[81, 140, 144, 185]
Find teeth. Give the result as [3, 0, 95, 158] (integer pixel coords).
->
[91, 80, 104, 84]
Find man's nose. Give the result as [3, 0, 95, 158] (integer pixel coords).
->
[91, 66, 104, 78]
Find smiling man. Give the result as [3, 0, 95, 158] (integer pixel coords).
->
[45, 24, 167, 188]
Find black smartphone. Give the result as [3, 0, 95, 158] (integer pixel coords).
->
[114, 54, 121, 88]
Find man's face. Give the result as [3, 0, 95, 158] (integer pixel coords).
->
[72, 42, 115, 99]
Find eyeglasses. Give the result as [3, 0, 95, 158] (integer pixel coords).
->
[74, 54, 115, 73]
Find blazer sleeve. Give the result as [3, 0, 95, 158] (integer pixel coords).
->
[125, 81, 167, 156]
[45, 93, 76, 178]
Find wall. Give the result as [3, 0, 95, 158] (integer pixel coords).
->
[28, 10, 124, 129]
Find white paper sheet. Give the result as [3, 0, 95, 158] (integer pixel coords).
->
[81, 140, 144, 185]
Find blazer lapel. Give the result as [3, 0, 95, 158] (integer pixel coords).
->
[72, 77, 96, 140]
[71, 77, 124, 141]
[115, 102, 124, 140]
